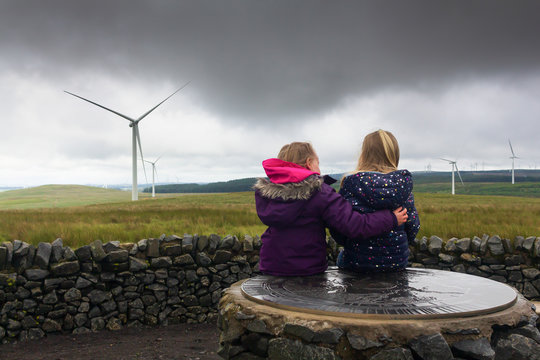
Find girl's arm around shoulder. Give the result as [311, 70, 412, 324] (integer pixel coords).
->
[319, 184, 398, 240]
[404, 192, 420, 244]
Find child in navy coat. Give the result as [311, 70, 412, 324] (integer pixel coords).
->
[331, 130, 420, 272]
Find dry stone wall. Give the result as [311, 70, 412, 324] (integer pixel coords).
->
[0, 234, 260, 343]
[0, 233, 539, 345]
[406, 234, 540, 300]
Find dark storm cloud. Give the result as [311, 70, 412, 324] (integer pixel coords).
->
[2, 0, 540, 122]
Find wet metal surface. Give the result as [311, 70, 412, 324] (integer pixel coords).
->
[241, 267, 517, 318]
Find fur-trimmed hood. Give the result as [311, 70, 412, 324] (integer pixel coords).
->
[253, 175, 323, 201]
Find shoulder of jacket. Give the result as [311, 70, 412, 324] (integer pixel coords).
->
[253, 175, 323, 200]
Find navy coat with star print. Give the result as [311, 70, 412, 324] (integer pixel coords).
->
[331, 169, 420, 272]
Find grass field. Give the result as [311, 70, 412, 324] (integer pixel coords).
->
[0, 185, 166, 209]
[0, 185, 539, 248]
[414, 181, 540, 197]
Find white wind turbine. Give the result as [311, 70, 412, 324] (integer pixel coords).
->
[508, 139, 519, 184]
[65, 82, 189, 201]
[440, 158, 464, 195]
[143, 156, 162, 198]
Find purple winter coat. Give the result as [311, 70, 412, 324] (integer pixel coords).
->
[254, 167, 397, 276]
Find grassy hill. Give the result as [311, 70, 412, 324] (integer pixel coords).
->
[0, 185, 155, 209]
[145, 170, 540, 197]
[147, 178, 258, 194]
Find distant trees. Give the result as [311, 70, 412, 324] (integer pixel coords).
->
[144, 178, 258, 194]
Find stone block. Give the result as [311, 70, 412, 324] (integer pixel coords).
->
[50, 238, 63, 263]
[428, 236, 442, 255]
[444, 238, 457, 252]
[60, 247, 75, 262]
[487, 235, 505, 256]
[470, 236, 480, 253]
[24, 268, 49, 281]
[208, 234, 220, 254]
[146, 238, 160, 257]
[90, 240, 107, 262]
[283, 323, 315, 342]
[161, 244, 182, 257]
[129, 256, 148, 272]
[451, 337, 495, 360]
[174, 254, 195, 266]
[409, 333, 453, 360]
[105, 250, 129, 263]
[455, 238, 471, 253]
[34, 242, 52, 269]
[214, 250, 232, 264]
[51, 260, 80, 276]
[369, 348, 413, 360]
[268, 338, 339, 360]
[103, 241, 120, 253]
[182, 234, 194, 253]
[523, 237, 535, 252]
[534, 238, 540, 258]
[493, 333, 540, 360]
[243, 235, 254, 252]
[151, 256, 172, 268]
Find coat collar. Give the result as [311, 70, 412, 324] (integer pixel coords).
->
[253, 175, 323, 201]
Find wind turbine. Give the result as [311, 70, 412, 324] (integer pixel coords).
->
[65, 82, 189, 201]
[508, 139, 519, 184]
[144, 156, 161, 198]
[440, 158, 464, 195]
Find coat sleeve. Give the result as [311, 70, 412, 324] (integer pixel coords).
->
[404, 192, 420, 244]
[320, 185, 397, 240]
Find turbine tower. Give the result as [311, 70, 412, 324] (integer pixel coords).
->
[508, 139, 519, 184]
[440, 158, 464, 195]
[144, 156, 161, 198]
[65, 82, 189, 200]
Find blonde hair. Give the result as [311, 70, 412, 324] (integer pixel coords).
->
[277, 142, 317, 168]
[354, 129, 400, 174]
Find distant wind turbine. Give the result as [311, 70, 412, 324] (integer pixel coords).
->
[508, 139, 519, 185]
[440, 158, 464, 195]
[144, 156, 162, 198]
[65, 82, 189, 201]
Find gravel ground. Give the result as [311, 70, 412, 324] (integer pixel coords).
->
[1, 322, 221, 360]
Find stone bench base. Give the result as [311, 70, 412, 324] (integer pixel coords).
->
[218, 278, 540, 360]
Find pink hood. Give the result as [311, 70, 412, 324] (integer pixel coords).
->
[262, 158, 319, 184]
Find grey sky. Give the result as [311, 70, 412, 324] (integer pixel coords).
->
[1, 1, 539, 186]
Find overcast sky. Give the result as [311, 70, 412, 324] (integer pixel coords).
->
[1, 0, 539, 187]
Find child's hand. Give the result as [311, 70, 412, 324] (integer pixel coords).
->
[393, 207, 408, 226]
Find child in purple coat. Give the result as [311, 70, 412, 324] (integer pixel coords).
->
[254, 142, 408, 276]
[331, 130, 420, 272]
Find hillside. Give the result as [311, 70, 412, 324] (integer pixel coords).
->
[146, 177, 258, 194]
[0, 185, 139, 209]
[146, 170, 540, 197]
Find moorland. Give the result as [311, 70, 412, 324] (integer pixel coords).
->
[0, 178, 539, 247]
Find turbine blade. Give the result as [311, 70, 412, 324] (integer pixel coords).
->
[508, 139, 515, 157]
[455, 164, 464, 185]
[136, 81, 191, 122]
[154, 155, 162, 164]
[439, 158, 453, 163]
[64, 91, 135, 123]
[135, 125, 148, 185]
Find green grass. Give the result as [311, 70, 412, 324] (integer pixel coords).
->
[414, 181, 540, 197]
[0, 185, 539, 248]
[413, 192, 540, 240]
[0, 185, 142, 209]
